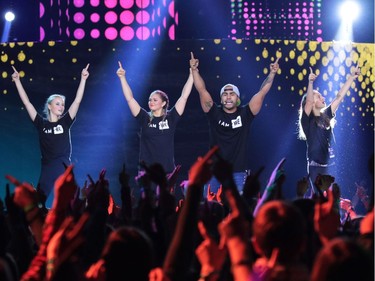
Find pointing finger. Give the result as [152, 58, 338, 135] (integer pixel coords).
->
[309, 67, 313, 74]
[85, 63, 90, 70]
[118, 61, 123, 68]
[274, 57, 280, 64]
[5, 174, 21, 186]
[11, 66, 17, 72]
[202, 145, 219, 163]
[190, 52, 195, 59]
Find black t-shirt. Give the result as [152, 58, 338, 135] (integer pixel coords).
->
[301, 105, 335, 165]
[136, 107, 180, 173]
[206, 104, 255, 172]
[34, 113, 75, 164]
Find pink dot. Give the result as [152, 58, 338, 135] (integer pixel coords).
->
[105, 0, 117, 8]
[120, 11, 134, 24]
[74, 0, 85, 8]
[120, 0, 134, 9]
[90, 0, 100, 6]
[120, 26, 135, 40]
[105, 27, 118, 40]
[304, 19, 309, 25]
[168, 1, 174, 17]
[175, 11, 179, 24]
[136, 11, 150, 24]
[40, 26, 45, 41]
[317, 37, 322, 42]
[91, 13, 100, 23]
[168, 24, 175, 39]
[90, 29, 100, 38]
[74, 28, 85, 39]
[136, 26, 150, 40]
[136, 0, 150, 8]
[317, 29, 322, 34]
[105, 11, 118, 24]
[40, 3, 45, 18]
[74, 12, 85, 24]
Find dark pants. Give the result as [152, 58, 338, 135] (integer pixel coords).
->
[39, 158, 70, 208]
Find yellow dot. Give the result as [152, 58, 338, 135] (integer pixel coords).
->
[309, 56, 317, 66]
[50, 59, 55, 64]
[298, 72, 304, 81]
[237, 56, 241, 61]
[314, 51, 321, 60]
[296, 41, 305, 51]
[289, 50, 295, 59]
[262, 49, 269, 59]
[309, 41, 318, 51]
[321, 42, 330, 52]
[1, 53, 8, 62]
[297, 56, 304, 66]
[48, 41, 55, 47]
[18, 52, 26, 62]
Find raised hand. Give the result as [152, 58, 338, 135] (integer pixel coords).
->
[81, 63, 90, 80]
[116, 61, 126, 77]
[167, 164, 182, 192]
[195, 221, 227, 279]
[314, 187, 340, 245]
[188, 146, 219, 187]
[46, 212, 90, 280]
[309, 67, 317, 82]
[189, 52, 199, 70]
[351, 63, 360, 79]
[52, 164, 78, 212]
[11, 66, 20, 81]
[5, 174, 38, 211]
[270, 57, 280, 74]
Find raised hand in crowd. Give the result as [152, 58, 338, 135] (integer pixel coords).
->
[6, 175, 44, 246]
[195, 221, 226, 281]
[162, 146, 218, 281]
[45, 212, 90, 280]
[218, 189, 253, 281]
[206, 185, 223, 204]
[253, 157, 286, 217]
[314, 187, 340, 246]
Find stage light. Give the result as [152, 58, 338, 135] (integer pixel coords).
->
[339, 1, 360, 22]
[4, 11, 15, 22]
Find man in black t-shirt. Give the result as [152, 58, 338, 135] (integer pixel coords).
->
[190, 52, 280, 194]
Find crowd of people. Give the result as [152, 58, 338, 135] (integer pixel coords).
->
[0, 146, 373, 281]
[2, 54, 373, 281]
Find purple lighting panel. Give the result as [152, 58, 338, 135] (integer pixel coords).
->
[230, 0, 323, 41]
[39, 0, 177, 41]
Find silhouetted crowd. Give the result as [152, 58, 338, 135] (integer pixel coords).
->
[1, 147, 373, 281]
